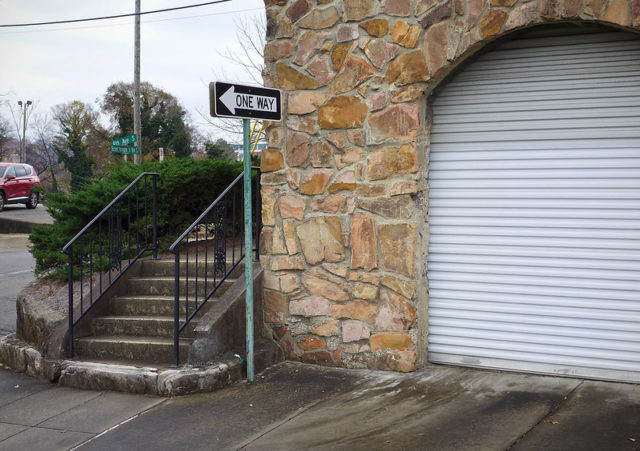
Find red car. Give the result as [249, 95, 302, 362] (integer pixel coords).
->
[0, 162, 41, 211]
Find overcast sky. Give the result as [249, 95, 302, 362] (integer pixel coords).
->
[0, 0, 266, 143]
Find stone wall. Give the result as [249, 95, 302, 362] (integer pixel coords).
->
[260, 0, 640, 371]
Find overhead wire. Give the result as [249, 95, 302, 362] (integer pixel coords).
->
[0, 0, 234, 28]
[0, 7, 265, 35]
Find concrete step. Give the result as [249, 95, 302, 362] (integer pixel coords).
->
[90, 315, 195, 339]
[109, 295, 216, 316]
[139, 257, 246, 277]
[124, 276, 235, 297]
[73, 335, 191, 364]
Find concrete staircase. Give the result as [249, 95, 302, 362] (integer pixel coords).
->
[73, 257, 242, 366]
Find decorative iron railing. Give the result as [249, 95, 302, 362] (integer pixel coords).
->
[169, 168, 260, 365]
[63, 172, 159, 358]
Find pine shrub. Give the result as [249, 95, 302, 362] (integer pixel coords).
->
[29, 159, 244, 279]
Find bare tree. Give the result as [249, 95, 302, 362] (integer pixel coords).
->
[0, 114, 11, 161]
[198, 13, 268, 144]
[29, 112, 61, 191]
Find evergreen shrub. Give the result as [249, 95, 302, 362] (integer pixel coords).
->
[29, 158, 244, 280]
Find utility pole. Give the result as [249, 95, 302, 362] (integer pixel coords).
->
[17, 100, 32, 164]
[133, 0, 142, 164]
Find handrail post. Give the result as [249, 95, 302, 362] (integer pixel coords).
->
[152, 174, 158, 260]
[174, 245, 180, 366]
[68, 249, 74, 359]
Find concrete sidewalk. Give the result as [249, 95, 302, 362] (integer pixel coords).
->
[0, 362, 637, 450]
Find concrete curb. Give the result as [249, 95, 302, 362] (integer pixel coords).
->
[0, 334, 283, 396]
[0, 217, 36, 234]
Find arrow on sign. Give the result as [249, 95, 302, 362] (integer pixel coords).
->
[220, 86, 278, 116]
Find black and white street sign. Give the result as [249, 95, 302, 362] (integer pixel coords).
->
[210, 82, 282, 121]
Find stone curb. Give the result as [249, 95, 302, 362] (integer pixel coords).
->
[0, 334, 283, 397]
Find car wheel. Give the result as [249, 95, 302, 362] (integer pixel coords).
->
[0, 193, 4, 212]
[26, 191, 38, 209]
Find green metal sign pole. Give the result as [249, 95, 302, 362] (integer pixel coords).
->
[243, 118, 254, 382]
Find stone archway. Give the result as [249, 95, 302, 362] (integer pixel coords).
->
[260, 0, 640, 372]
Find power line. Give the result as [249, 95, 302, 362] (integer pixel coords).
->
[0, 7, 264, 35]
[0, 0, 233, 28]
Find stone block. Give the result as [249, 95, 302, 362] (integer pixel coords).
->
[275, 62, 322, 90]
[360, 19, 389, 36]
[381, 275, 416, 299]
[261, 187, 276, 226]
[300, 170, 331, 195]
[425, 21, 450, 76]
[350, 213, 378, 270]
[295, 31, 329, 65]
[359, 196, 413, 219]
[288, 91, 329, 115]
[363, 38, 399, 70]
[264, 289, 287, 323]
[390, 180, 419, 196]
[286, 0, 312, 22]
[334, 147, 363, 169]
[279, 194, 306, 220]
[479, 9, 507, 38]
[384, 0, 413, 16]
[296, 216, 345, 264]
[379, 223, 416, 276]
[302, 267, 350, 301]
[297, 6, 340, 29]
[290, 296, 332, 316]
[311, 195, 347, 213]
[261, 149, 284, 172]
[311, 319, 339, 336]
[318, 96, 368, 129]
[369, 105, 419, 144]
[375, 288, 416, 331]
[298, 336, 327, 350]
[342, 320, 371, 342]
[419, 0, 452, 28]
[270, 255, 306, 271]
[307, 54, 336, 85]
[368, 143, 418, 180]
[328, 171, 357, 192]
[370, 333, 413, 351]
[343, 0, 378, 21]
[331, 55, 375, 94]
[386, 51, 430, 85]
[286, 132, 311, 168]
[331, 300, 378, 323]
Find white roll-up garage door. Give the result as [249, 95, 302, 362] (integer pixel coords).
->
[427, 25, 640, 382]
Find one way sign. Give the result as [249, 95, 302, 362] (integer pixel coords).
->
[210, 82, 282, 121]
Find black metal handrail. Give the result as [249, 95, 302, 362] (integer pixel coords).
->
[169, 167, 260, 365]
[64, 172, 159, 358]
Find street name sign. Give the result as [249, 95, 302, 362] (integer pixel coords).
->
[111, 134, 138, 146]
[210, 82, 282, 121]
[111, 145, 139, 155]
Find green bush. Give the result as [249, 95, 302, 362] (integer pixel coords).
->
[29, 158, 246, 279]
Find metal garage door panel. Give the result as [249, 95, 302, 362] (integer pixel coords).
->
[427, 25, 640, 382]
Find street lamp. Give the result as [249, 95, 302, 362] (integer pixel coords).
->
[17, 100, 32, 164]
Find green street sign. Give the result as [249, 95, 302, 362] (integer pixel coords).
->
[111, 145, 139, 155]
[111, 134, 137, 146]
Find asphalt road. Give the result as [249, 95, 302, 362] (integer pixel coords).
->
[0, 234, 35, 335]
